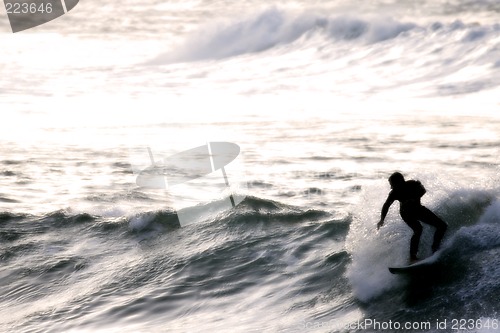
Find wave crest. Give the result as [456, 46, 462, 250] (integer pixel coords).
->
[152, 8, 417, 63]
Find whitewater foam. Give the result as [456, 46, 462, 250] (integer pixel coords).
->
[446, 198, 500, 256]
[346, 177, 500, 302]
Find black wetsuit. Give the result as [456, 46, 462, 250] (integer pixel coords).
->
[382, 180, 448, 259]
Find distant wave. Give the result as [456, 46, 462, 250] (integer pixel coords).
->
[151, 8, 417, 63]
[151, 7, 500, 63]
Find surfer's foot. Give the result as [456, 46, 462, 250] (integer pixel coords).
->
[409, 256, 420, 264]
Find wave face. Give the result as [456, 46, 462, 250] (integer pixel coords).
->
[0, 197, 353, 332]
[2, 185, 500, 332]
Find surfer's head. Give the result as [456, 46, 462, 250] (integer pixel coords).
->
[389, 172, 405, 189]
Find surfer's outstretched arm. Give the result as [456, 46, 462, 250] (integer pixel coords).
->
[378, 193, 395, 230]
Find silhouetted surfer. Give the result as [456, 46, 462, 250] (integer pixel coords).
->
[377, 172, 447, 263]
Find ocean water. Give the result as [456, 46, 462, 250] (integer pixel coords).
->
[1, 0, 500, 332]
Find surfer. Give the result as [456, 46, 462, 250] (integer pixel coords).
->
[377, 172, 447, 263]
